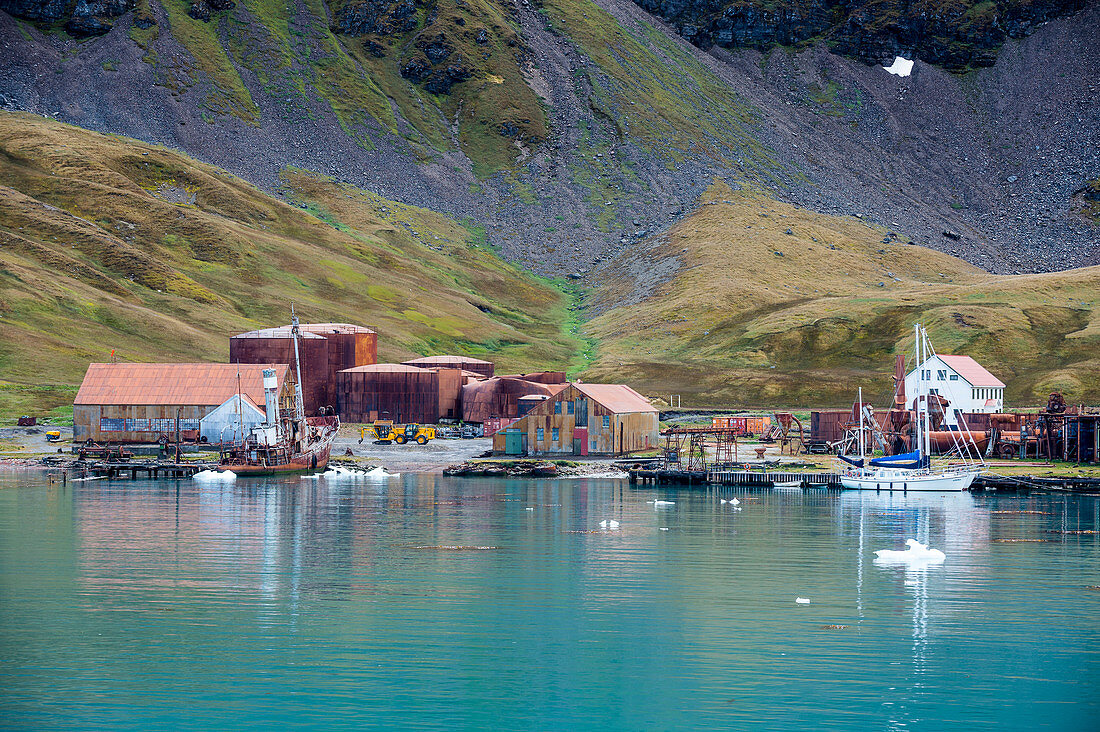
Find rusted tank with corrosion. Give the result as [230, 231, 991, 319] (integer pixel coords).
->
[230, 327, 329, 413]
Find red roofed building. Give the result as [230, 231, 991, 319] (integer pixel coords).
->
[493, 383, 659, 456]
[74, 363, 290, 442]
[905, 354, 1006, 425]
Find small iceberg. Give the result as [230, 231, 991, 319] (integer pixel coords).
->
[883, 56, 914, 77]
[365, 466, 398, 478]
[653, 500, 675, 508]
[720, 498, 740, 506]
[874, 539, 945, 565]
[795, 597, 811, 604]
[193, 469, 236, 483]
[599, 519, 620, 530]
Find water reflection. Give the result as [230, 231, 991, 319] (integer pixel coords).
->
[2, 472, 1098, 731]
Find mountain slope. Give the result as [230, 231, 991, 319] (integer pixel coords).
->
[0, 112, 580, 415]
[585, 181, 1100, 406]
[1, 0, 1096, 277]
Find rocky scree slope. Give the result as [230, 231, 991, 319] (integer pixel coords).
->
[0, 0, 1097, 279]
[0, 0, 1098, 275]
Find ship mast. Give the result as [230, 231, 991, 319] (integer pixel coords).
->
[291, 305, 306, 423]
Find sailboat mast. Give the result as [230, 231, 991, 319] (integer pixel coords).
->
[858, 386, 865, 460]
[291, 306, 306, 423]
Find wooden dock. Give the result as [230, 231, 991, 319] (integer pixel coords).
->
[628, 468, 1100, 493]
[80, 461, 215, 479]
[629, 469, 839, 487]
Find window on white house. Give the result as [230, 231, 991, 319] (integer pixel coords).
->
[937, 370, 947, 380]
[949, 374, 958, 381]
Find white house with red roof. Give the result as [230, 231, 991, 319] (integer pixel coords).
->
[904, 354, 1006, 426]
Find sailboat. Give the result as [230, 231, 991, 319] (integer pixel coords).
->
[838, 324, 982, 492]
[218, 310, 340, 475]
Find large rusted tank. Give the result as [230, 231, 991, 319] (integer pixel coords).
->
[403, 355, 494, 378]
[230, 327, 329, 413]
[462, 377, 559, 423]
[231, 322, 376, 415]
[299, 323, 377, 380]
[499, 371, 567, 385]
[337, 364, 440, 424]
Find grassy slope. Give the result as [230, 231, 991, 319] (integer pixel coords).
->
[584, 181, 1100, 407]
[0, 112, 579, 416]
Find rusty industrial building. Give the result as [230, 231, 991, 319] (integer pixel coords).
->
[73, 363, 290, 443]
[230, 323, 376, 414]
[402, 355, 494, 379]
[494, 383, 659, 456]
[336, 364, 464, 425]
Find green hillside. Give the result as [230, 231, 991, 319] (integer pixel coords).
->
[0, 112, 580, 416]
[585, 182, 1100, 408]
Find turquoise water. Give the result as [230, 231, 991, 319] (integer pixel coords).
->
[1, 472, 1098, 731]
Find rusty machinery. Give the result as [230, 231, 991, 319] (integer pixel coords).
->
[771, 412, 806, 455]
[660, 427, 741, 471]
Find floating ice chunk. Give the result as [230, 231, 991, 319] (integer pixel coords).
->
[365, 466, 397, 478]
[193, 469, 236, 483]
[653, 500, 675, 508]
[883, 56, 914, 77]
[795, 597, 811, 604]
[659, 527, 669, 531]
[525, 507, 534, 511]
[720, 498, 740, 505]
[874, 538, 945, 565]
[608, 520, 619, 529]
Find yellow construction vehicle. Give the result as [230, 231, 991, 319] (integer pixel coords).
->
[359, 421, 435, 445]
[45, 430, 62, 443]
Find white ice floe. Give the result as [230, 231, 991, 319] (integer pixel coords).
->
[71, 476, 105, 482]
[599, 519, 620, 530]
[720, 498, 740, 505]
[874, 538, 945, 565]
[653, 500, 675, 508]
[525, 507, 534, 511]
[193, 469, 236, 483]
[883, 56, 914, 77]
[795, 597, 811, 604]
[659, 527, 669, 531]
[365, 466, 398, 478]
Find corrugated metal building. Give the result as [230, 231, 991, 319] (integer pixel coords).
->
[402, 355, 494, 379]
[336, 364, 441, 424]
[74, 363, 289, 442]
[230, 323, 376, 414]
[494, 383, 659, 456]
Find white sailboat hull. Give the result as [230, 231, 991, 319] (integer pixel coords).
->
[840, 468, 978, 492]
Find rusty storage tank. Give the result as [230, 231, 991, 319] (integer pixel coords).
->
[299, 323, 377, 382]
[433, 368, 464, 421]
[461, 377, 557, 423]
[337, 364, 440, 424]
[230, 327, 329, 414]
[499, 371, 567, 385]
[403, 355, 494, 379]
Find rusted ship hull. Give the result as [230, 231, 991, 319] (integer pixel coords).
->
[219, 416, 339, 476]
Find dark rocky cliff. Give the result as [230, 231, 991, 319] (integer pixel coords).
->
[1, 0, 136, 35]
[632, 0, 1089, 68]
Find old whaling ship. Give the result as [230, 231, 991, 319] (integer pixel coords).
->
[219, 313, 339, 475]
